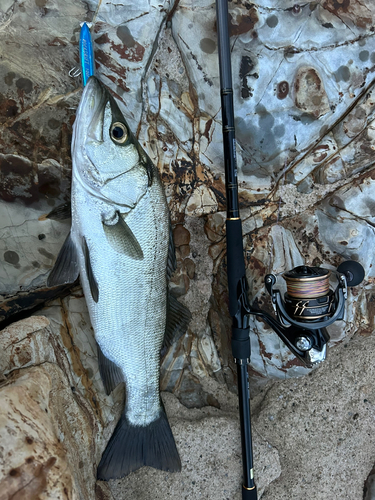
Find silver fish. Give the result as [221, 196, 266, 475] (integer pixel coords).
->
[48, 76, 190, 479]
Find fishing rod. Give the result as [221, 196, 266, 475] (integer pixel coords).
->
[215, 1, 257, 498]
[215, 2, 365, 496]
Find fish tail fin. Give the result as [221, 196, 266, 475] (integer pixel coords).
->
[97, 408, 181, 480]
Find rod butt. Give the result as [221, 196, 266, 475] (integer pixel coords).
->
[242, 484, 258, 500]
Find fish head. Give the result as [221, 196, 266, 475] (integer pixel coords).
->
[72, 76, 152, 207]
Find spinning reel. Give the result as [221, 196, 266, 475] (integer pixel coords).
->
[248, 261, 365, 367]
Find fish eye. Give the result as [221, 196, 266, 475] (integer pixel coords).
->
[110, 122, 128, 143]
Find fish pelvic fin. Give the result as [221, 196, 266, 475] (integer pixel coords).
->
[47, 232, 79, 287]
[97, 408, 181, 480]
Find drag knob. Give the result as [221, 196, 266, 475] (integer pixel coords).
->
[337, 260, 365, 287]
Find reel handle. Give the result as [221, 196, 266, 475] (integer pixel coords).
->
[337, 261, 365, 287]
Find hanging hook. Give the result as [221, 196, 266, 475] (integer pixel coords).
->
[69, 66, 81, 78]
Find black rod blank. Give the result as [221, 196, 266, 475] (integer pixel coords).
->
[215, 0, 257, 498]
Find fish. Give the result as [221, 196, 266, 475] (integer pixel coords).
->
[47, 76, 190, 480]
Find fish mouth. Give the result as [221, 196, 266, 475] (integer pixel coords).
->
[74, 76, 109, 145]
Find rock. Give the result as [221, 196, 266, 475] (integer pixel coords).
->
[185, 184, 218, 216]
[0, 1, 374, 498]
[364, 465, 375, 500]
[0, 366, 76, 500]
[108, 391, 281, 500]
[0, 315, 117, 500]
[294, 67, 330, 118]
[173, 224, 191, 247]
[253, 330, 375, 499]
[0, 0, 374, 382]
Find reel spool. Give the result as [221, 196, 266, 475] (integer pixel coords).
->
[283, 266, 333, 321]
[249, 260, 365, 367]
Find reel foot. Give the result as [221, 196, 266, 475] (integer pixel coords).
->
[337, 261, 365, 287]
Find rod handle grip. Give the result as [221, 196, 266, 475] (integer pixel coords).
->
[226, 219, 246, 316]
[232, 327, 250, 359]
[242, 485, 258, 500]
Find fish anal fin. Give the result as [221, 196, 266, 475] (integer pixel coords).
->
[102, 213, 143, 260]
[46, 202, 72, 221]
[97, 408, 181, 480]
[163, 292, 191, 350]
[47, 232, 79, 287]
[97, 342, 123, 395]
[83, 237, 99, 303]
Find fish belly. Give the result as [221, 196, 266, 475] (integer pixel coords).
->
[71, 175, 169, 426]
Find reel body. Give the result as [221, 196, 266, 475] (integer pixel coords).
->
[247, 261, 364, 368]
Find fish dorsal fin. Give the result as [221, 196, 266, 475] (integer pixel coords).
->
[166, 220, 177, 281]
[47, 232, 79, 287]
[102, 212, 143, 260]
[83, 237, 99, 303]
[97, 342, 124, 395]
[163, 292, 191, 350]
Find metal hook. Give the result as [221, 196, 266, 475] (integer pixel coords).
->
[69, 66, 81, 78]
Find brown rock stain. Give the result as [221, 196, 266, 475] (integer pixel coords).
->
[110, 41, 145, 63]
[48, 37, 67, 47]
[277, 81, 289, 100]
[0, 94, 18, 122]
[322, 0, 372, 28]
[229, 7, 259, 36]
[258, 339, 273, 360]
[283, 357, 304, 368]
[312, 144, 330, 163]
[95, 50, 130, 94]
[203, 118, 213, 140]
[0, 456, 57, 500]
[173, 224, 191, 246]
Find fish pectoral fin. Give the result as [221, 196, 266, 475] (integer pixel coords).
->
[83, 237, 99, 303]
[163, 292, 192, 349]
[102, 213, 143, 260]
[47, 232, 79, 287]
[97, 342, 124, 395]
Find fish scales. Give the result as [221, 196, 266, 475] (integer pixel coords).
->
[73, 176, 169, 426]
[48, 77, 187, 479]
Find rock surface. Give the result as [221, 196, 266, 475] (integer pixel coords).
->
[0, 0, 374, 380]
[0, 316, 117, 500]
[110, 325, 375, 500]
[253, 327, 375, 500]
[110, 390, 281, 500]
[1, 0, 375, 498]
